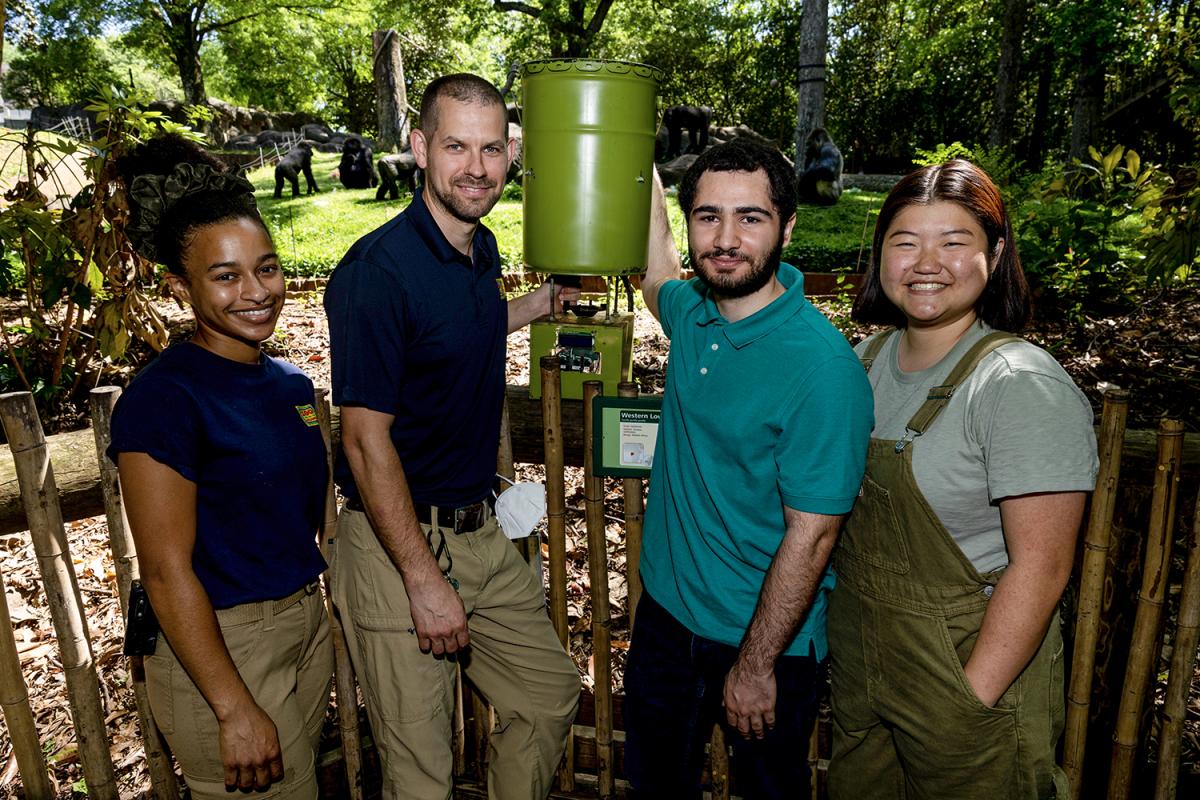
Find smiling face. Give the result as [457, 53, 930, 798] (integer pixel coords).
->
[165, 216, 284, 363]
[411, 97, 513, 226]
[687, 168, 795, 299]
[879, 200, 1000, 332]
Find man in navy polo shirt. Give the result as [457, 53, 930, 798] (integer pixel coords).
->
[324, 73, 580, 800]
[624, 140, 873, 797]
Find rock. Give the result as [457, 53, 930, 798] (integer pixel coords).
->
[657, 154, 699, 188]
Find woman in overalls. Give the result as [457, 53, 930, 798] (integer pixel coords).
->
[827, 160, 1098, 799]
[109, 134, 333, 798]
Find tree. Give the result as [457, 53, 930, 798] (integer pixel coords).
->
[2, 0, 114, 107]
[115, 0, 336, 106]
[988, 0, 1027, 149]
[374, 28, 409, 150]
[492, 0, 616, 57]
[795, 0, 829, 165]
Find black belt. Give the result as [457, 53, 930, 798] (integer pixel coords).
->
[344, 496, 493, 534]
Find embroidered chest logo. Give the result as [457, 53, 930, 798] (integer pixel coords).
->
[295, 404, 320, 427]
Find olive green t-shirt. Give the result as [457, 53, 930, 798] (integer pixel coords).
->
[855, 321, 1098, 572]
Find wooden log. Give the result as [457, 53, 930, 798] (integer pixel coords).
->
[1108, 419, 1185, 799]
[618, 382, 645, 631]
[453, 666, 467, 776]
[1063, 388, 1128, 798]
[1153, 480, 1200, 800]
[87, 387, 179, 799]
[2, 395, 1198, 536]
[583, 380, 614, 799]
[0, 391, 117, 800]
[540, 358, 575, 793]
[314, 390, 365, 800]
[0, 559, 53, 798]
[470, 684, 492, 781]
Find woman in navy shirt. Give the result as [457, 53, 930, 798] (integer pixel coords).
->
[110, 135, 332, 798]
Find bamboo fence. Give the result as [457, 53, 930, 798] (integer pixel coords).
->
[0, 391, 118, 800]
[1153, 480, 1200, 800]
[0, 383, 1198, 799]
[1109, 419, 1185, 799]
[1064, 388, 1130, 797]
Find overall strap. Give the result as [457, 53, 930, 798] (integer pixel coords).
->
[904, 331, 1023, 437]
[859, 328, 897, 372]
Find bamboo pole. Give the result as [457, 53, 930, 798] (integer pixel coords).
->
[1063, 387, 1129, 798]
[617, 382, 645, 631]
[540, 356, 574, 791]
[1107, 419, 1184, 799]
[583, 380, 614, 799]
[0, 391, 117, 800]
[453, 665, 467, 776]
[88, 387, 178, 799]
[313, 391, 365, 800]
[1153, 480, 1200, 800]
[470, 685, 493, 780]
[0, 559, 53, 798]
[710, 722, 730, 800]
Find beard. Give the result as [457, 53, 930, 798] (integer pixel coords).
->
[691, 235, 785, 299]
[429, 177, 501, 224]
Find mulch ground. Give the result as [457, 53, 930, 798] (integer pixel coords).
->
[0, 283, 1196, 797]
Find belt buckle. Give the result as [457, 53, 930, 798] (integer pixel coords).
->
[454, 505, 468, 534]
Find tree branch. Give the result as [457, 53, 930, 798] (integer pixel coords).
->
[493, 0, 543, 19]
[585, 0, 616, 38]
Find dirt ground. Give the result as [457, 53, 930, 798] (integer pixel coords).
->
[0, 285, 1196, 797]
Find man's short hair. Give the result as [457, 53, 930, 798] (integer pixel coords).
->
[419, 73, 505, 135]
[678, 139, 798, 222]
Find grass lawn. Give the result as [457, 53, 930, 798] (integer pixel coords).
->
[247, 151, 887, 277]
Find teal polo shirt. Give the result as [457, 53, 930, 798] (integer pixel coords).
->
[641, 263, 873, 659]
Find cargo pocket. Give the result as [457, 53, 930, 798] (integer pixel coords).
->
[352, 613, 453, 724]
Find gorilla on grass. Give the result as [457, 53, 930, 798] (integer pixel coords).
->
[338, 136, 377, 190]
[376, 151, 420, 201]
[274, 142, 319, 198]
[797, 127, 844, 206]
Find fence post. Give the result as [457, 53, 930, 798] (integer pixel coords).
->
[1153, 480, 1200, 800]
[1107, 419, 1184, 799]
[0, 391, 117, 800]
[0, 560, 53, 798]
[540, 356, 575, 791]
[583, 380, 614, 799]
[88, 387, 179, 798]
[1063, 388, 1129, 797]
[313, 390, 365, 800]
[617, 382, 644, 631]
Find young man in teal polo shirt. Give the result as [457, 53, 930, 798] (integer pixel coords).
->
[625, 139, 873, 798]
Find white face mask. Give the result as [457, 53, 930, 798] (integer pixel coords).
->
[494, 476, 546, 540]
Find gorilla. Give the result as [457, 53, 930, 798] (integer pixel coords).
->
[662, 105, 712, 160]
[338, 137, 377, 190]
[274, 142, 318, 198]
[797, 127, 844, 206]
[376, 151, 420, 201]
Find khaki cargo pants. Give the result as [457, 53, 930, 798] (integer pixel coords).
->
[146, 587, 333, 799]
[331, 508, 580, 800]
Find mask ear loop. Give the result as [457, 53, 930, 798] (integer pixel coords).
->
[494, 473, 517, 503]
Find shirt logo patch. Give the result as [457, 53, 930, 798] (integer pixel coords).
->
[295, 404, 320, 427]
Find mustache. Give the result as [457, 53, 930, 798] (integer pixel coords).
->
[700, 247, 749, 262]
[455, 178, 497, 189]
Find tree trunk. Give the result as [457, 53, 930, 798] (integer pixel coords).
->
[989, 0, 1028, 150]
[166, 10, 207, 106]
[373, 29, 409, 152]
[794, 0, 829, 168]
[1025, 39, 1055, 166]
[1069, 37, 1104, 161]
[0, 0, 7, 105]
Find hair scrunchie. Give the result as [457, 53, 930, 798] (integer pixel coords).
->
[126, 162, 256, 263]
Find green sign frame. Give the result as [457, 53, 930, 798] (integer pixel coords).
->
[591, 395, 663, 477]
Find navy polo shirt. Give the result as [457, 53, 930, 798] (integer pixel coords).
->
[108, 343, 329, 609]
[324, 188, 506, 507]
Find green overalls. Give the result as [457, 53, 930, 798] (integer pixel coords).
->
[828, 330, 1067, 800]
